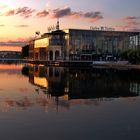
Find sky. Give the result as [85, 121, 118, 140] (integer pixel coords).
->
[0, 0, 140, 51]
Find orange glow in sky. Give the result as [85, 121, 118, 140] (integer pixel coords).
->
[0, 46, 21, 52]
[0, 0, 139, 51]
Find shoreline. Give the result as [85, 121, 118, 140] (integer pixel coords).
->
[24, 60, 140, 70]
[0, 59, 140, 70]
[92, 63, 140, 70]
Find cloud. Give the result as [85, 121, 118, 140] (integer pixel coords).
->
[0, 24, 5, 27]
[3, 9, 15, 16]
[0, 5, 103, 22]
[15, 7, 35, 18]
[129, 28, 140, 32]
[115, 24, 140, 31]
[0, 6, 35, 18]
[115, 25, 130, 31]
[69, 12, 81, 18]
[0, 38, 31, 47]
[84, 11, 102, 18]
[37, 7, 103, 22]
[36, 7, 72, 18]
[36, 10, 49, 18]
[0, 41, 26, 46]
[123, 16, 140, 21]
[83, 11, 103, 22]
[123, 16, 140, 26]
[15, 25, 29, 28]
[51, 7, 103, 22]
[115, 16, 140, 31]
[127, 21, 140, 26]
[52, 7, 71, 18]
[0, 37, 34, 47]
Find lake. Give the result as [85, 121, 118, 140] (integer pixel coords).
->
[0, 63, 140, 140]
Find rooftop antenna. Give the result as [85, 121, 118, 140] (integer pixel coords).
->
[56, 18, 60, 30]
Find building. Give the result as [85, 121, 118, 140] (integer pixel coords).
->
[29, 22, 140, 61]
[0, 51, 21, 59]
[66, 29, 140, 61]
[33, 30, 67, 61]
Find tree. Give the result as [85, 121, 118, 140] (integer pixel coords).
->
[21, 45, 29, 58]
[120, 49, 140, 64]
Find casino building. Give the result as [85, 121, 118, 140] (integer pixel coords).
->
[29, 20, 140, 61]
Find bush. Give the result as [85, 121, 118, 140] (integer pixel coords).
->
[120, 49, 140, 64]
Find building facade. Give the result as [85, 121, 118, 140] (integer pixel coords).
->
[29, 28, 140, 61]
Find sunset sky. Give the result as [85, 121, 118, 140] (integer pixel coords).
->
[0, 0, 140, 51]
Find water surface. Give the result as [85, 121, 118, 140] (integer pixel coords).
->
[0, 64, 140, 140]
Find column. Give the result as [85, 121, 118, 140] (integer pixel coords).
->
[53, 50, 55, 61]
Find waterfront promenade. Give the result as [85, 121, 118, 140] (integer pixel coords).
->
[24, 59, 140, 69]
[1, 58, 140, 70]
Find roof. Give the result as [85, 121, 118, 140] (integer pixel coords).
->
[42, 30, 67, 37]
[63, 28, 140, 35]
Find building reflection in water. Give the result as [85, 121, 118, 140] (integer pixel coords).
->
[26, 64, 69, 112]
[20, 64, 140, 112]
[4, 64, 140, 113]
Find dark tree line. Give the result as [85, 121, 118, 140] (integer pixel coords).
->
[21, 45, 29, 58]
[120, 49, 140, 64]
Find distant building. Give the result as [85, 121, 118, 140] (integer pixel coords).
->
[29, 22, 140, 61]
[0, 51, 21, 59]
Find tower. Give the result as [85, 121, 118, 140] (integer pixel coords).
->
[56, 18, 60, 30]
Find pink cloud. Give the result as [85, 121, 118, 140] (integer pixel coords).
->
[0, 37, 33, 47]
[35, 7, 103, 23]
[69, 12, 82, 19]
[36, 10, 49, 18]
[51, 7, 103, 22]
[115, 16, 140, 31]
[0, 6, 35, 18]
[0, 6, 103, 23]
[15, 7, 35, 18]
[123, 16, 140, 26]
[52, 7, 71, 18]
[115, 25, 130, 31]
[3, 9, 15, 16]
[123, 16, 140, 21]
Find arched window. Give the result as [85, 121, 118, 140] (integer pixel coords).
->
[49, 51, 53, 60]
[55, 50, 60, 60]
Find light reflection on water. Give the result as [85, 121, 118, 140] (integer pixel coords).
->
[0, 64, 140, 140]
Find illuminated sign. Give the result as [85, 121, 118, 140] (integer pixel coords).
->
[90, 26, 115, 31]
[34, 38, 49, 48]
